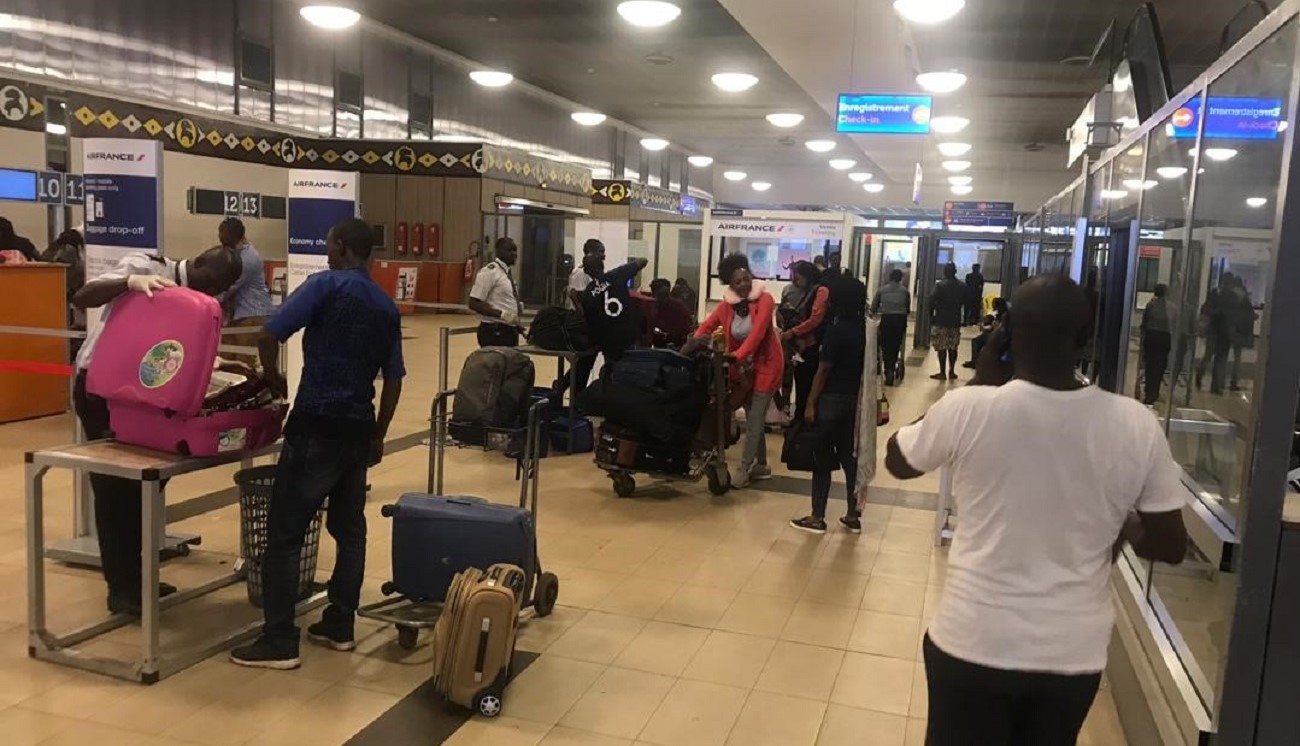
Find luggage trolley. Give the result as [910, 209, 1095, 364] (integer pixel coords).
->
[358, 392, 559, 650]
[595, 348, 735, 498]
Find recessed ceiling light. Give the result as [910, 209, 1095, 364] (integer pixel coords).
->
[864, 183, 885, 193]
[930, 116, 970, 134]
[300, 5, 361, 29]
[1246, 196, 1268, 208]
[752, 181, 772, 192]
[571, 111, 607, 126]
[848, 172, 873, 182]
[951, 185, 973, 195]
[829, 159, 856, 170]
[617, 1, 681, 27]
[723, 170, 747, 181]
[941, 160, 971, 172]
[1156, 166, 1188, 179]
[469, 70, 513, 87]
[1101, 189, 1129, 200]
[640, 137, 670, 151]
[916, 71, 967, 94]
[0, 13, 16, 29]
[805, 139, 836, 153]
[688, 155, 714, 167]
[893, 0, 965, 24]
[766, 112, 804, 128]
[1121, 179, 1158, 190]
[1204, 147, 1238, 161]
[947, 176, 972, 186]
[45, 122, 67, 136]
[712, 72, 758, 92]
[937, 142, 971, 157]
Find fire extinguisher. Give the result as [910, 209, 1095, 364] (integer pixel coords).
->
[411, 223, 424, 256]
[395, 222, 408, 255]
[426, 222, 440, 258]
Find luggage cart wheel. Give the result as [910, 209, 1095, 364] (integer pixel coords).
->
[534, 572, 560, 617]
[396, 624, 419, 650]
[381, 581, 397, 596]
[706, 465, 731, 496]
[474, 689, 504, 718]
[612, 473, 636, 498]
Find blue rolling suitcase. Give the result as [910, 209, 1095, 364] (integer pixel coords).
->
[385, 494, 557, 615]
[549, 416, 594, 454]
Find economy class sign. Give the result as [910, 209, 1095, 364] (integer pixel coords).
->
[836, 94, 933, 135]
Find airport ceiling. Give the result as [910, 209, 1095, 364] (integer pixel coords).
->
[360, 0, 1257, 210]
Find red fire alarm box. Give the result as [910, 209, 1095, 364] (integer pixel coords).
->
[395, 221, 408, 255]
[411, 223, 424, 256]
[426, 222, 441, 258]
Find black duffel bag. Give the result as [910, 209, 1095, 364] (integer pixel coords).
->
[528, 307, 591, 352]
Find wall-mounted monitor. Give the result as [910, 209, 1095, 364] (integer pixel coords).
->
[0, 168, 37, 202]
[836, 94, 933, 134]
[1170, 96, 1283, 140]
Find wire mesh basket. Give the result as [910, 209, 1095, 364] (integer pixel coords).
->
[235, 465, 323, 608]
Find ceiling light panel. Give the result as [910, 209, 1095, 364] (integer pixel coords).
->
[617, 1, 681, 27]
[805, 139, 836, 153]
[469, 70, 513, 87]
[723, 170, 747, 181]
[751, 181, 772, 192]
[937, 142, 971, 157]
[916, 71, 967, 93]
[893, 0, 965, 24]
[950, 185, 973, 195]
[864, 183, 885, 193]
[688, 156, 714, 167]
[848, 172, 873, 182]
[1156, 166, 1188, 179]
[1246, 197, 1268, 207]
[930, 116, 970, 134]
[571, 111, 606, 126]
[941, 160, 971, 172]
[947, 176, 972, 186]
[300, 5, 361, 30]
[829, 159, 856, 170]
[765, 112, 804, 128]
[640, 137, 670, 151]
[712, 72, 758, 92]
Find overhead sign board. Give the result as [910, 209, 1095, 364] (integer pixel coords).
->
[836, 94, 933, 134]
[943, 201, 1016, 228]
[709, 217, 843, 241]
[1170, 96, 1283, 140]
[0, 168, 37, 202]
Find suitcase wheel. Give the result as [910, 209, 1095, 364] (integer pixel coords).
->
[707, 464, 731, 496]
[474, 688, 504, 718]
[381, 581, 397, 596]
[396, 624, 419, 650]
[534, 572, 560, 617]
[611, 473, 636, 498]
[380, 504, 397, 518]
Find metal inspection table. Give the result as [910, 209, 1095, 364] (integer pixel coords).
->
[25, 440, 327, 684]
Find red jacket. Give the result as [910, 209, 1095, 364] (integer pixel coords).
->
[694, 281, 785, 394]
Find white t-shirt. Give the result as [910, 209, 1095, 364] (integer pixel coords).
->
[567, 267, 594, 310]
[895, 380, 1185, 673]
[76, 252, 183, 370]
[469, 260, 520, 323]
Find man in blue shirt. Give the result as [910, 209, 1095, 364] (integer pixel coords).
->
[232, 218, 405, 670]
[218, 218, 274, 366]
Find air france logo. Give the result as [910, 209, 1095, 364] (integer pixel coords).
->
[716, 222, 785, 233]
[88, 152, 145, 162]
[293, 180, 347, 189]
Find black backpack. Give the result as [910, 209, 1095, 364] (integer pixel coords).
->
[527, 307, 591, 352]
[451, 348, 535, 444]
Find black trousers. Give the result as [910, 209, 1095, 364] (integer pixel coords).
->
[72, 371, 159, 601]
[879, 314, 907, 382]
[262, 427, 370, 646]
[923, 635, 1101, 746]
[1142, 330, 1171, 404]
[810, 394, 859, 520]
[477, 322, 519, 347]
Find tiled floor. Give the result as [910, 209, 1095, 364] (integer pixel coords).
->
[0, 314, 1127, 745]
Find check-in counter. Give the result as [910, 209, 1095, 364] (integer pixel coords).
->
[0, 263, 70, 423]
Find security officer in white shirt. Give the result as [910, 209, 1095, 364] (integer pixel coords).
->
[71, 245, 241, 617]
[468, 237, 524, 346]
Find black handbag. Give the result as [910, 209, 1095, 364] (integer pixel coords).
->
[781, 421, 820, 472]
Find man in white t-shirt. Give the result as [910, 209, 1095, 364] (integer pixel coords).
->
[468, 237, 523, 347]
[886, 274, 1188, 746]
[567, 238, 604, 310]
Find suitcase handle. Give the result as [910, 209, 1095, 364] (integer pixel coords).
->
[446, 497, 487, 506]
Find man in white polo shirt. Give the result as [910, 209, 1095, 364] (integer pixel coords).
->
[468, 237, 524, 347]
[886, 274, 1188, 746]
[72, 245, 242, 617]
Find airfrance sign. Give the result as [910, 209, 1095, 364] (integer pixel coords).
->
[81, 138, 162, 280]
[709, 217, 843, 241]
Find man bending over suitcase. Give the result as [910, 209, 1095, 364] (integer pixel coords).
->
[232, 218, 405, 670]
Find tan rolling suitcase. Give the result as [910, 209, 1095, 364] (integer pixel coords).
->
[430, 563, 526, 717]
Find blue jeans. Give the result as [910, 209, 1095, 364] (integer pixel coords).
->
[262, 429, 370, 646]
[811, 394, 859, 519]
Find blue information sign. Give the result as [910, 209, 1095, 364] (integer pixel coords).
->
[943, 201, 1016, 228]
[0, 168, 37, 202]
[836, 94, 934, 134]
[84, 174, 161, 249]
[1169, 96, 1283, 140]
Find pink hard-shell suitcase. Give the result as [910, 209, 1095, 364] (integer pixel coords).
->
[86, 287, 287, 457]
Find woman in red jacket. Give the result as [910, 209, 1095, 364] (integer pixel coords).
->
[780, 261, 830, 418]
[692, 253, 785, 488]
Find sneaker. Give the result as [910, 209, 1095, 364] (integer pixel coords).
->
[929, 372, 946, 381]
[751, 464, 773, 481]
[107, 582, 178, 617]
[307, 619, 357, 652]
[839, 516, 862, 533]
[948, 372, 959, 380]
[732, 468, 751, 490]
[230, 637, 300, 670]
[789, 516, 827, 535]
